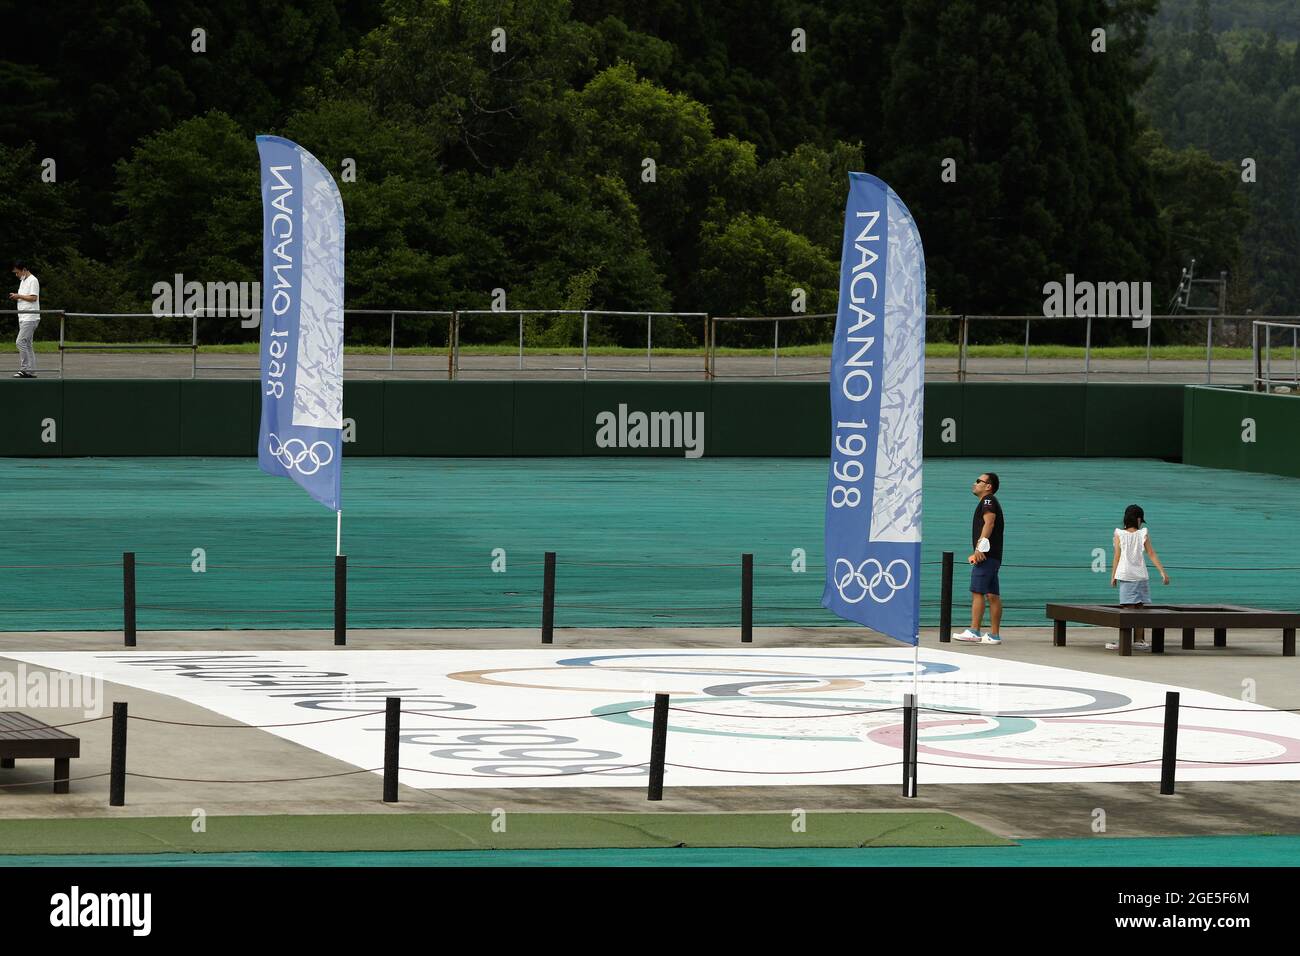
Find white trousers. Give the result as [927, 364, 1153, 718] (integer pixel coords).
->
[16, 320, 37, 373]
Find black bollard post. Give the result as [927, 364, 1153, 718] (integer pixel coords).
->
[741, 553, 753, 644]
[542, 551, 556, 644]
[1160, 691, 1180, 795]
[647, 693, 669, 801]
[334, 554, 347, 646]
[902, 693, 918, 797]
[938, 551, 954, 643]
[383, 697, 400, 803]
[109, 701, 127, 807]
[123, 552, 136, 647]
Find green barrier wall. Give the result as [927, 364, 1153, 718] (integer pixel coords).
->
[0, 381, 1187, 458]
[1182, 386, 1300, 478]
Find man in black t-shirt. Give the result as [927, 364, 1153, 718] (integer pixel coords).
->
[954, 471, 1004, 646]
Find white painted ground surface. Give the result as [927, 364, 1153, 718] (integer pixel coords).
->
[9, 649, 1300, 788]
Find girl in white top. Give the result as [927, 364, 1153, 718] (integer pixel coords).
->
[1105, 504, 1171, 651]
[1110, 503, 1170, 607]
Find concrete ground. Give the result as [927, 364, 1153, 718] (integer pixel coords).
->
[2, 625, 1298, 842]
[14, 350, 1260, 385]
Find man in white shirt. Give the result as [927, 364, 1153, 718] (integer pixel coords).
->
[9, 260, 40, 377]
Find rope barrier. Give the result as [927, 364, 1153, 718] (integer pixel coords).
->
[124, 767, 382, 784]
[0, 772, 112, 789]
[663, 760, 902, 774]
[669, 705, 903, 719]
[128, 710, 386, 729]
[400, 705, 655, 722]
[918, 703, 1167, 718]
[35, 716, 115, 730]
[397, 763, 649, 778]
[918, 757, 1163, 770]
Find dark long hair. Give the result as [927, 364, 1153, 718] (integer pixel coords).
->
[1122, 504, 1145, 529]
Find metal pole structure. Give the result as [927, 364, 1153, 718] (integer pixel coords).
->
[1293, 326, 1297, 388]
[703, 315, 710, 379]
[1252, 321, 1259, 391]
[741, 553, 753, 644]
[59, 311, 65, 378]
[902, 693, 918, 798]
[1023, 318, 1030, 374]
[109, 702, 127, 806]
[541, 551, 556, 645]
[957, 316, 968, 383]
[334, 554, 347, 646]
[1265, 328, 1272, 391]
[447, 314, 454, 381]
[518, 313, 524, 371]
[123, 551, 137, 647]
[647, 693, 669, 801]
[389, 312, 396, 371]
[646, 314, 652, 372]
[1206, 317, 1213, 384]
[191, 313, 198, 379]
[452, 311, 460, 380]
[938, 551, 954, 642]
[774, 319, 780, 376]
[1160, 690, 1180, 795]
[581, 312, 589, 381]
[383, 697, 400, 803]
[1146, 317, 1153, 374]
[1084, 316, 1092, 382]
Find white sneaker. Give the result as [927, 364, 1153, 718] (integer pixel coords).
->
[977, 633, 1002, 645]
[954, 629, 983, 642]
[1105, 640, 1151, 652]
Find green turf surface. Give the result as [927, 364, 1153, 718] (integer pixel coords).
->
[3, 835, 1296, 867]
[3, 456, 1298, 631]
[0, 812, 1006, 855]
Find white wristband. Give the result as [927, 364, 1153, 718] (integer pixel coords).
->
[976, 538, 990, 553]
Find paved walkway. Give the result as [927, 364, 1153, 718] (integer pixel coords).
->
[16, 351, 1258, 384]
[2, 625, 1297, 840]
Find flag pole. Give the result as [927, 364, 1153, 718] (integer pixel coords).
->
[336, 509, 342, 557]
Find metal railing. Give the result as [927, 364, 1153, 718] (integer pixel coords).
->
[708, 313, 834, 379]
[1252, 320, 1300, 393]
[8, 307, 1294, 385]
[452, 310, 708, 380]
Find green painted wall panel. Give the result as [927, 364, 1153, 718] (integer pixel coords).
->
[0, 381, 62, 455]
[382, 381, 513, 455]
[1181, 387, 1300, 478]
[961, 384, 1087, 458]
[513, 382, 585, 455]
[0, 380, 1226, 461]
[180, 380, 257, 455]
[923, 382, 963, 457]
[342, 381, 385, 457]
[1084, 384, 1184, 458]
[63, 381, 181, 455]
[581, 382, 711, 456]
[709, 382, 828, 456]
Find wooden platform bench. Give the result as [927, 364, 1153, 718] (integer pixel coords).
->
[0, 712, 82, 793]
[1046, 603, 1300, 658]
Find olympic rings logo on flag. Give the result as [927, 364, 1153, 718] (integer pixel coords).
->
[267, 433, 335, 475]
[832, 557, 912, 604]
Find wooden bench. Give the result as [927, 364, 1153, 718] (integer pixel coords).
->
[0, 712, 81, 793]
[1046, 603, 1300, 658]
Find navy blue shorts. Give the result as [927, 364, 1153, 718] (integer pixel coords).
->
[970, 558, 1001, 596]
